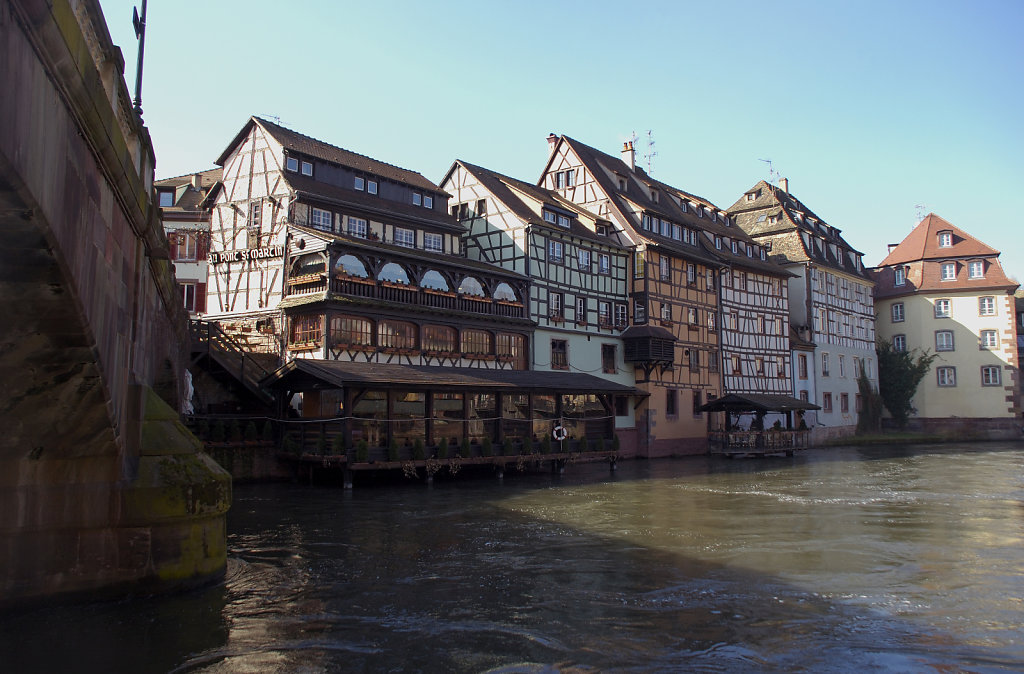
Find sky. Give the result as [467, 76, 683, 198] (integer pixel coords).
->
[99, 0, 1024, 279]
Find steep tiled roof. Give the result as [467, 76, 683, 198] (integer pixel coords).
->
[452, 160, 626, 248]
[728, 179, 869, 280]
[215, 117, 441, 193]
[155, 168, 222, 212]
[878, 213, 999, 265]
[285, 172, 462, 232]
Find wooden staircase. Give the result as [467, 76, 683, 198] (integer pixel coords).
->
[189, 320, 277, 405]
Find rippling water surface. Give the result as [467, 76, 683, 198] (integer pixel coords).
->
[3, 443, 1023, 672]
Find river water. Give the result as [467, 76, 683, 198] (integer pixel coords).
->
[3, 443, 1023, 672]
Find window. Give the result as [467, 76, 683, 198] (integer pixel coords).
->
[634, 300, 647, 323]
[331, 315, 374, 346]
[354, 176, 365, 191]
[549, 292, 563, 319]
[311, 207, 332, 231]
[798, 354, 808, 379]
[692, 390, 703, 417]
[634, 251, 645, 278]
[979, 296, 996, 316]
[708, 312, 716, 332]
[394, 227, 415, 248]
[597, 301, 611, 326]
[938, 231, 952, 247]
[544, 210, 557, 224]
[822, 393, 833, 412]
[549, 240, 564, 262]
[715, 235, 722, 249]
[709, 349, 719, 373]
[731, 241, 738, 254]
[892, 302, 905, 322]
[578, 249, 591, 269]
[158, 190, 174, 208]
[476, 199, 486, 216]
[934, 299, 951, 318]
[289, 315, 322, 345]
[936, 367, 956, 387]
[347, 217, 368, 238]
[461, 329, 493, 355]
[301, 161, 313, 176]
[822, 353, 830, 377]
[666, 389, 678, 416]
[576, 296, 587, 323]
[968, 260, 984, 278]
[424, 196, 433, 209]
[551, 339, 568, 370]
[555, 169, 575, 188]
[557, 215, 570, 228]
[286, 157, 299, 172]
[840, 393, 849, 413]
[776, 356, 786, 378]
[838, 355, 846, 377]
[894, 267, 905, 286]
[615, 396, 628, 416]
[602, 344, 616, 373]
[180, 282, 197, 312]
[755, 357, 764, 375]
[893, 335, 907, 352]
[731, 355, 741, 374]
[424, 232, 443, 252]
[358, 178, 374, 195]
[598, 253, 611, 275]
[614, 303, 627, 328]
[687, 263, 696, 285]
[941, 263, 956, 281]
[981, 365, 1001, 386]
[496, 333, 525, 369]
[660, 302, 672, 323]
[935, 330, 954, 351]
[980, 330, 998, 349]
[412, 192, 422, 206]
[659, 256, 671, 281]
[173, 231, 197, 261]
[423, 325, 456, 352]
[688, 306, 698, 325]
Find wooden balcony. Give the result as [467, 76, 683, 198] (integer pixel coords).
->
[283, 276, 529, 319]
[707, 430, 811, 457]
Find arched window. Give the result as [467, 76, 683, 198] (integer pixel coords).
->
[423, 325, 456, 352]
[458, 276, 485, 297]
[378, 320, 417, 348]
[291, 253, 325, 277]
[330, 315, 373, 345]
[334, 254, 368, 278]
[421, 269, 450, 291]
[493, 282, 517, 302]
[461, 329, 492, 355]
[378, 263, 410, 284]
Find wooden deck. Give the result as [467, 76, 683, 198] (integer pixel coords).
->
[707, 430, 811, 458]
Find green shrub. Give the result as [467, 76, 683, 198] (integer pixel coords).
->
[522, 435, 534, 455]
[413, 438, 425, 460]
[355, 439, 368, 462]
[503, 437, 514, 457]
[481, 436, 493, 457]
[540, 434, 551, 454]
[460, 437, 472, 458]
[388, 437, 400, 462]
[244, 421, 258, 442]
[332, 433, 346, 456]
[578, 436, 589, 453]
[437, 437, 449, 459]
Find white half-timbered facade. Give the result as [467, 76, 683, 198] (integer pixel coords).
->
[441, 160, 635, 431]
[730, 179, 876, 439]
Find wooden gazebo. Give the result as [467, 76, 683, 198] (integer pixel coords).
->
[700, 393, 820, 457]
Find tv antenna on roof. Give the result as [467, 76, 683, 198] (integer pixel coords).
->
[758, 158, 780, 185]
[915, 204, 927, 223]
[260, 114, 282, 125]
[644, 130, 658, 175]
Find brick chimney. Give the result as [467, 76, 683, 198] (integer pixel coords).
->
[191, 173, 203, 189]
[779, 177, 789, 193]
[547, 133, 558, 151]
[622, 141, 635, 170]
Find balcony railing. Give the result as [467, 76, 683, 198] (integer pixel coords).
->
[287, 274, 527, 319]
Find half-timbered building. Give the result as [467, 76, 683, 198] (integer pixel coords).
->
[729, 179, 877, 440]
[156, 168, 221, 316]
[441, 160, 635, 441]
[204, 118, 640, 452]
[539, 135, 731, 455]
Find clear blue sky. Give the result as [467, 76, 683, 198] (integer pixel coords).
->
[99, 0, 1024, 279]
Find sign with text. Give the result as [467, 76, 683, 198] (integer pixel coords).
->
[208, 245, 284, 264]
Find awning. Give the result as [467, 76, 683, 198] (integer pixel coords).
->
[700, 393, 821, 413]
[262, 359, 647, 396]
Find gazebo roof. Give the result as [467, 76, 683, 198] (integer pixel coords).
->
[700, 393, 820, 413]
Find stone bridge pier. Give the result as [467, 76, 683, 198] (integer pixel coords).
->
[0, 0, 229, 604]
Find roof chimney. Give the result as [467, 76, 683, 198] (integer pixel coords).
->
[887, 243, 898, 254]
[191, 173, 203, 189]
[622, 141, 635, 170]
[779, 177, 788, 193]
[547, 133, 558, 150]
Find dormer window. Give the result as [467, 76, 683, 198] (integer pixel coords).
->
[940, 262, 956, 281]
[746, 245, 753, 257]
[157, 189, 174, 208]
[968, 260, 984, 279]
[367, 179, 378, 195]
[544, 210, 557, 224]
[759, 249, 766, 260]
[424, 195, 433, 209]
[768, 214, 780, 225]
[412, 192, 422, 206]
[715, 236, 722, 250]
[731, 241, 738, 254]
[301, 161, 313, 176]
[286, 157, 299, 172]
[557, 214, 570, 228]
[745, 192, 756, 202]
[618, 178, 626, 190]
[596, 225, 608, 236]
[651, 190, 658, 202]
[354, 176, 365, 191]
[938, 231, 952, 247]
[894, 267, 906, 286]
